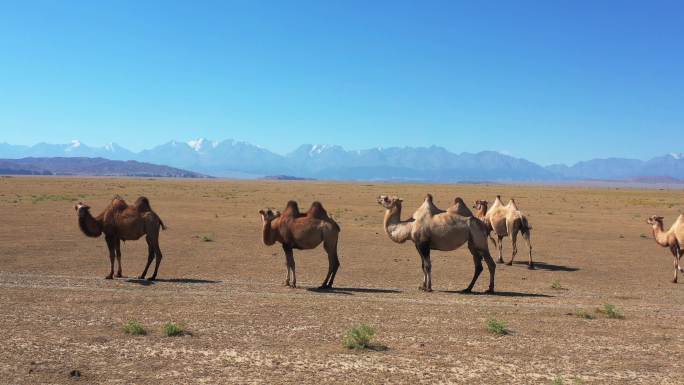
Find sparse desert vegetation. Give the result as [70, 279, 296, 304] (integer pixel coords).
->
[0, 177, 682, 384]
[162, 322, 187, 337]
[486, 318, 509, 335]
[342, 324, 376, 349]
[122, 320, 146, 335]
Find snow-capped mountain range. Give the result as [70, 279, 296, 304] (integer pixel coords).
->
[1, 139, 683, 182]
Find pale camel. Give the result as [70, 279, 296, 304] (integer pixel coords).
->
[647, 214, 684, 283]
[377, 194, 496, 293]
[75, 195, 166, 280]
[473, 195, 533, 268]
[259, 201, 341, 289]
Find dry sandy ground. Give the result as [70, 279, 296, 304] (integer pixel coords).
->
[1, 177, 683, 385]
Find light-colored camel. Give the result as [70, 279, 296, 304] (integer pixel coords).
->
[647, 214, 684, 283]
[377, 193, 496, 293]
[75, 195, 166, 280]
[473, 195, 533, 268]
[259, 200, 341, 289]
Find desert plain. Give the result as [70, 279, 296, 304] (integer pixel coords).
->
[0, 176, 683, 384]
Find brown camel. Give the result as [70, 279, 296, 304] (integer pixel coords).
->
[647, 214, 684, 283]
[75, 195, 166, 280]
[377, 193, 496, 293]
[259, 200, 341, 289]
[473, 195, 534, 268]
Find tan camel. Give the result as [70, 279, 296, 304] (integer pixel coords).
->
[647, 214, 684, 283]
[75, 195, 166, 280]
[377, 193, 496, 293]
[473, 195, 533, 268]
[259, 200, 341, 289]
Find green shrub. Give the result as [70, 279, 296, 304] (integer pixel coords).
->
[123, 320, 146, 335]
[550, 280, 562, 290]
[200, 235, 213, 242]
[597, 304, 624, 319]
[343, 324, 376, 349]
[486, 318, 509, 335]
[162, 322, 186, 336]
[576, 309, 593, 319]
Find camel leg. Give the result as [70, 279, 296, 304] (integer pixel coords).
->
[114, 238, 124, 278]
[497, 235, 504, 264]
[464, 242, 484, 293]
[522, 229, 534, 269]
[147, 238, 163, 281]
[482, 249, 496, 293]
[283, 245, 296, 288]
[320, 238, 340, 289]
[139, 236, 155, 279]
[674, 244, 684, 273]
[507, 230, 518, 266]
[415, 242, 432, 292]
[104, 235, 116, 279]
[671, 246, 679, 283]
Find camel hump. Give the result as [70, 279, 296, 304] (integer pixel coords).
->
[134, 196, 152, 212]
[283, 200, 301, 217]
[110, 196, 128, 212]
[307, 201, 328, 219]
[449, 197, 474, 217]
[507, 199, 519, 210]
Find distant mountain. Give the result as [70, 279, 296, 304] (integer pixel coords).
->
[0, 140, 682, 182]
[0, 157, 209, 178]
[546, 153, 684, 180]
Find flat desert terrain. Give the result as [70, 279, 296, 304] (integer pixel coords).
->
[1, 177, 683, 385]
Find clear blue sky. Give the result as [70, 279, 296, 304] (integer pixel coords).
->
[0, 0, 682, 165]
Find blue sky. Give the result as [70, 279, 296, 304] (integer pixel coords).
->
[0, 0, 682, 165]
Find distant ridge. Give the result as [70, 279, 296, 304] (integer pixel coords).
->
[0, 157, 209, 178]
[0, 140, 682, 182]
[261, 175, 316, 181]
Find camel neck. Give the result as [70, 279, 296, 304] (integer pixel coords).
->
[477, 204, 488, 218]
[78, 210, 103, 237]
[652, 223, 669, 246]
[383, 206, 412, 243]
[262, 219, 279, 246]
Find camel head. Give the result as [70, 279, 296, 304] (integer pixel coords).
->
[473, 199, 488, 211]
[74, 202, 91, 216]
[377, 195, 402, 210]
[258, 208, 281, 223]
[647, 215, 664, 227]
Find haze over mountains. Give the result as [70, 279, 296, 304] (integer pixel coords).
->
[1, 139, 682, 182]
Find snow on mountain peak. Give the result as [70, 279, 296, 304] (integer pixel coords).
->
[187, 138, 205, 151]
[309, 144, 335, 156]
[187, 138, 219, 151]
[669, 152, 683, 160]
[64, 140, 82, 152]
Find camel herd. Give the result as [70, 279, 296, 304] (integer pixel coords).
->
[75, 192, 684, 289]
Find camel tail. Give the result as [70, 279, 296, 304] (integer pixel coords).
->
[521, 217, 532, 233]
[159, 218, 167, 231]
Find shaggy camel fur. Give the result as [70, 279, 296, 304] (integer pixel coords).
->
[647, 214, 684, 283]
[259, 201, 341, 289]
[75, 196, 166, 280]
[377, 194, 496, 293]
[473, 195, 533, 268]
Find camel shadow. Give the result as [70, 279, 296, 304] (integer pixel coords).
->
[306, 286, 402, 295]
[515, 261, 579, 272]
[125, 277, 220, 286]
[440, 290, 553, 298]
[154, 278, 221, 284]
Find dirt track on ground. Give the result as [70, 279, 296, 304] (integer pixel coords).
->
[1, 177, 683, 384]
